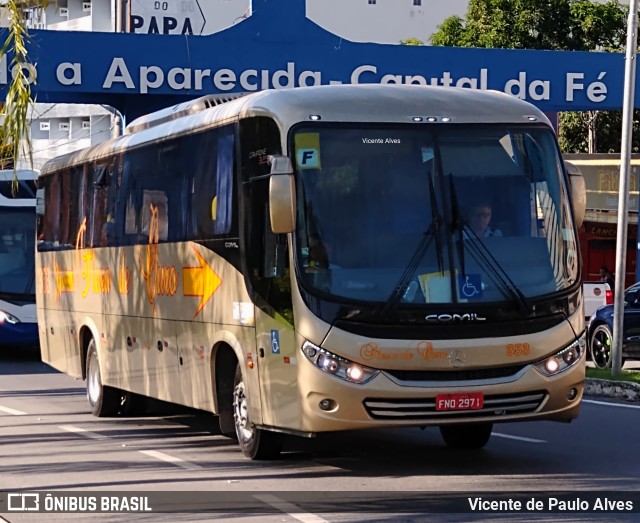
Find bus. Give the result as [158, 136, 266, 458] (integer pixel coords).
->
[0, 169, 39, 350]
[35, 84, 587, 459]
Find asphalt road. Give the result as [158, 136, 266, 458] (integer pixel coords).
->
[1, 348, 639, 522]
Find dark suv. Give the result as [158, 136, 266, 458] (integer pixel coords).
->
[587, 282, 640, 368]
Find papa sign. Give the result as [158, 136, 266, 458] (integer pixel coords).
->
[130, 0, 206, 35]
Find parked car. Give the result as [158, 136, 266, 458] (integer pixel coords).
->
[587, 282, 640, 368]
[583, 280, 613, 321]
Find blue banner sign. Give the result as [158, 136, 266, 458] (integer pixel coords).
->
[0, 0, 631, 120]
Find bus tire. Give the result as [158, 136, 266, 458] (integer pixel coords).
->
[233, 364, 282, 460]
[439, 422, 493, 450]
[86, 339, 120, 417]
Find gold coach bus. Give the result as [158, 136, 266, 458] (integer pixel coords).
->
[35, 84, 587, 459]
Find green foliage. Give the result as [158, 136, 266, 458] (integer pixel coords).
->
[558, 111, 640, 153]
[430, 17, 467, 47]
[0, 1, 50, 191]
[586, 366, 640, 384]
[400, 38, 425, 46]
[430, 0, 627, 51]
[0, 122, 14, 168]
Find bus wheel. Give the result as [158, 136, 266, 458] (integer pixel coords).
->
[233, 365, 282, 460]
[439, 422, 493, 449]
[86, 339, 120, 417]
[590, 324, 613, 369]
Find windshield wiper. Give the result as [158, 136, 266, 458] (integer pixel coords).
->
[376, 173, 444, 317]
[449, 175, 467, 279]
[448, 176, 531, 315]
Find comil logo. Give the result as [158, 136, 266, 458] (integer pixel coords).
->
[425, 313, 487, 322]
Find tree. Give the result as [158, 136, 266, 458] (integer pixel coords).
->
[0, 1, 50, 187]
[558, 109, 640, 153]
[0, 125, 15, 168]
[431, 0, 626, 51]
[400, 37, 425, 46]
[430, 0, 629, 153]
[429, 17, 467, 48]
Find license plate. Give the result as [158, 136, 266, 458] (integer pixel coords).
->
[435, 392, 484, 411]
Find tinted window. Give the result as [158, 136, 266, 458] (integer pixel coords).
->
[293, 124, 576, 306]
[0, 207, 36, 296]
[38, 124, 237, 250]
[118, 125, 235, 246]
[0, 179, 37, 199]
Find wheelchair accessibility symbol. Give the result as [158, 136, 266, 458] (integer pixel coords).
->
[459, 274, 482, 299]
[271, 330, 280, 354]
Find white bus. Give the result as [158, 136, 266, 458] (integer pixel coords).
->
[36, 84, 586, 459]
[0, 169, 39, 350]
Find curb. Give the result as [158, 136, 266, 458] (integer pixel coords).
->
[584, 378, 640, 403]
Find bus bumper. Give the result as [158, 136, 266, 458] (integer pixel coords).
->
[295, 355, 585, 433]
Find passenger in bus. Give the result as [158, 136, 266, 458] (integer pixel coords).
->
[466, 197, 503, 238]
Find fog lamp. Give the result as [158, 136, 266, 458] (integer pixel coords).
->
[319, 399, 337, 411]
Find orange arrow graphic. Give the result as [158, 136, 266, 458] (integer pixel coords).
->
[183, 246, 222, 318]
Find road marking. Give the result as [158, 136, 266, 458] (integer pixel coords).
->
[492, 432, 546, 443]
[138, 449, 203, 471]
[583, 398, 640, 410]
[0, 404, 27, 416]
[59, 425, 203, 471]
[253, 494, 329, 523]
[59, 425, 107, 440]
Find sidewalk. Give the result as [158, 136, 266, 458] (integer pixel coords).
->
[584, 377, 640, 402]
[584, 360, 640, 402]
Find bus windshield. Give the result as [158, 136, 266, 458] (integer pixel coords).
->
[0, 207, 36, 297]
[293, 124, 577, 305]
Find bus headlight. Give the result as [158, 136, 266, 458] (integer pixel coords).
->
[533, 332, 586, 377]
[302, 341, 379, 384]
[0, 310, 19, 325]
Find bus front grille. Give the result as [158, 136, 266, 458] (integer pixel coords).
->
[363, 391, 546, 421]
[384, 365, 526, 382]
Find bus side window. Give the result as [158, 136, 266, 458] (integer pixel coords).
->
[213, 128, 234, 236]
[190, 131, 219, 240]
[141, 189, 169, 242]
[40, 174, 62, 250]
[91, 163, 110, 247]
[123, 165, 143, 243]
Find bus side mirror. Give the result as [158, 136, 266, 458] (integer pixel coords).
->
[564, 160, 586, 229]
[268, 155, 296, 234]
[36, 188, 45, 216]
